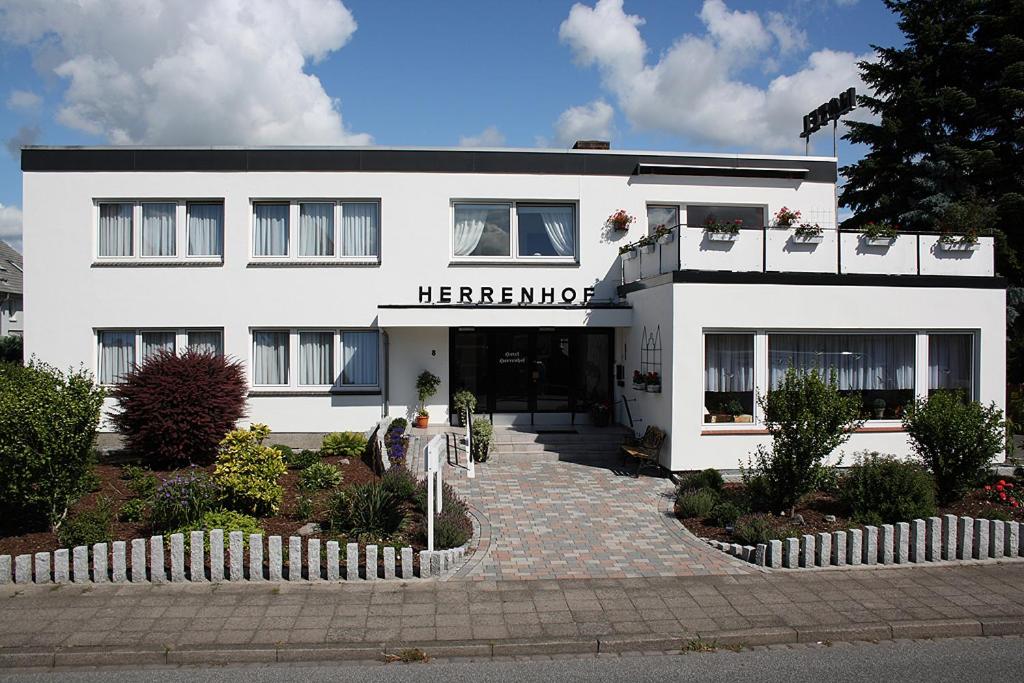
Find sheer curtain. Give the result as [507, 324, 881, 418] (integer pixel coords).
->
[254, 204, 289, 256]
[253, 331, 289, 385]
[341, 203, 379, 257]
[299, 203, 334, 256]
[341, 331, 378, 385]
[188, 203, 223, 256]
[141, 331, 175, 362]
[705, 334, 754, 392]
[99, 204, 133, 256]
[187, 330, 223, 356]
[99, 331, 135, 384]
[142, 203, 176, 256]
[769, 334, 915, 390]
[453, 206, 489, 256]
[929, 334, 973, 393]
[299, 331, 334, 385]
[538, 207, 574, 257]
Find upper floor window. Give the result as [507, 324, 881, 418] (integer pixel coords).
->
[453, 202, 576, 262]
[252, 201, 380, 261]
[96, 200, 223, 261]
[686, 205, 765, 229]
[97, 328, 224, 385]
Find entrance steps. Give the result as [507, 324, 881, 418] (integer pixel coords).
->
[487, 425, 632, 463]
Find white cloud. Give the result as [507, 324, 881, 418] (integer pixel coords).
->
[559, 0, 871, 153]
[0, 0, 371, 145]
[7, 89, 41, 110]
[554, 100, 615, 146]
[0, 204, 22, 252]
[5, 125, 40, 159]
[459, 125, 506, 147]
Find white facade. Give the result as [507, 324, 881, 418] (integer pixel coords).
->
[22, 146, 1005, 471]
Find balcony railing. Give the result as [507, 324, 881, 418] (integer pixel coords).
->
[619, 225, 995, 284]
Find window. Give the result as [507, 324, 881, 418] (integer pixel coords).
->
[929, 333, 974, 399]
[141, 203, 176, 257]
[704, 334, 755, 423]
[98, 331, 135, 385]
[187, 203, 223, 257]
[299, 331, 334, 385]
[187, 330, 224, 356]
[453, 202, 576, 261]
[253, 330, 290, 385]
[769, 333, 915, 420]
[97, 328, 223, 384]
[140, 331, 175, 361]
[97, 200, 223, 261]
[250, 329, 380, 389]
[647, 205, 679, 236]
[253, 201, 380, 260]
[98, 203, 134, 257]
[687, 205, 765, 229]
[341, 331, 379, 386]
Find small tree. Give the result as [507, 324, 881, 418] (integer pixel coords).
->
[743, 367, 864, 514]
[415, 371, 441, 418]
[903, 390, 1004, 504]
[111, 349, 247, 465]
[0, 362, 105, 531]
[212, 423, 287, 516]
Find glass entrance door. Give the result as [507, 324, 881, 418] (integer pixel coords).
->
[492, 331, 530, 412]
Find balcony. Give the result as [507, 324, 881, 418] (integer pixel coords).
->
[619, 226, 995, 283]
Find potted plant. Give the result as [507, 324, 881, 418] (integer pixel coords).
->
[451, 389, 477, 426]
[871, 397, 886, 419]
[589, 401, 611, 427]
[702, 216, 742, 242]
[793, 222, 824, 244]
[861, 220, 899, 247]
[773, 206, 801, 228]
[607, 209, 635, 232]
[938, 229, 980, 251]
[618, 243, 638, 261]
[631, 370, 646, 391]
[645, 371, 661, 393]
[637, 234, 656, 254]
[414, 370, 441, 428]
[471, 417, 493, 463]
[653, 222, 674, 245]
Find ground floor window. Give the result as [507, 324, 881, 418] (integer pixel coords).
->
[704, 333, 754, 423]
[97, 328, 224, 385]
[929, 333, 974, 399]
[252, 328, 379, 389]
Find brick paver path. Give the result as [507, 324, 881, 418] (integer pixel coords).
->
[446, 457, 750, 580]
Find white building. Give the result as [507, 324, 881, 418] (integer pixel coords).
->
[0, 240, 23, 338]
[21, 144, 1005, 471]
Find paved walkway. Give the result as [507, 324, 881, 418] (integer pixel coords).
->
[3, 563, 1024, 668]
[445, 456, 750, 580]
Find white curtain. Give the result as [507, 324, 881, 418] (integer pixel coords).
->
[769, 334, 915, 390]
[142, 203, 176, 256]
[188, 204, 223, 256]
[299, 203, 334, 256]
[705, 334, 754, 392]
[342, 203, 379, 257]
[299, 331, 334, 385]
[342, 331, 378, 385]
[187, 330, 223, 356]
[141, 331, 175, 362]
[453, 207, 489, 256]
[254, 330, 289, 385]
[99, 331, 135, 384]
[538, 207, 574, 257]
[929, 334, 973, 392]
[99, 204, 133, 257]
[254, 204, 289, 256]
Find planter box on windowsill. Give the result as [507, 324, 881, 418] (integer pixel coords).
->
[939, 241, 981, 252]
[792, 234, 824, 244]
[863, 236, 896, 247]
[705, 232, 739, 242]
[620, 249, 638, 261]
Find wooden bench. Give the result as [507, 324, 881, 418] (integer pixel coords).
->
[621, 426, 666, 477]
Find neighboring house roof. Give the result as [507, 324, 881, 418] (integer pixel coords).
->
[0, 240, 23, 296]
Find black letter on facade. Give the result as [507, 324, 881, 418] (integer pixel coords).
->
[439, 286, 452, 303]
[520, 287, 534, 304]
[481, 287, 494, 303]
[540, 287, 555, 304]
[419, 286, 432, 303]
[562, 287, 577, 303]
[583, 287, 595, 303]
[459, 287, 473, 304]
[501, 287, 513, 304]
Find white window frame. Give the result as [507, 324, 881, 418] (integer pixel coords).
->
[249, 328, 381, 392]
[450, 200, 578, 263]
[94, 200, 224, 263]
[185, 201, 226, 258]
[95, 327, 224, 386]
[249, 199, 382, 263]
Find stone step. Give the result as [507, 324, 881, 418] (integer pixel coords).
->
[489, 442, 623, 454]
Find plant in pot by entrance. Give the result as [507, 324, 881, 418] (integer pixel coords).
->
[632, 370, 646, 391]
[702, 216, 742, 242]
[607, 209, 635, 232]
[470, 417, 493, 462]
[871, 397, 887, 419]
[645, 371, 661, 393]
[451, 389, 477, 426]
[414, 370, 441, 428]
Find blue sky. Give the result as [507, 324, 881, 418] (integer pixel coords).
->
[0, 0, 904, 251]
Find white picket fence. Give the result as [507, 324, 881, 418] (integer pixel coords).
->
[0, 531, 466, 585]
[705, 515, 1024, 568]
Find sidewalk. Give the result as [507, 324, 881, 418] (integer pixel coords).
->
[3, 561, 1024, 668]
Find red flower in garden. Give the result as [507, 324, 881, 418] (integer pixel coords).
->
[985, 485, 992, 491]
[999, 480, 1006, 486]
[997, 484, 1005, 491]
[1000, 492, 1007, 501]
[1008, 483, 1015, 489]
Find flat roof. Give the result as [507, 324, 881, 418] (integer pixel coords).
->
[21, 145, 836, 183]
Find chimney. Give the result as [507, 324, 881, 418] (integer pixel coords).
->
[572, 140, 610, 150]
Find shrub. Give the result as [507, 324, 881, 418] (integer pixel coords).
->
[295, 496, 314, 521]
[321, 431, 368, 458]
[330, 482, 405, 538]
[212, 424, 287, 516]
[381, 465, 418, 500]
[271, 444, 295, 463]
[287, 449, 321, 470]
[110, 349, 247, 466]
[431, 509, 472, 549]
[742, 367, 863, 514]
[680, 468, 724, 493]
[174, 510, 263, 550]
[0, 361, 105, 531]
[299, 461, 343, 490]
[838, 453, 937, 524]
[732, 513, 788, 546]
[676, 489, 719, 518]
[471, 418, 493, 462]
[708, 500, 744, 527]
[0, 335, 22, 364]
[903, 391, 1005, 504]
[451, 389, 477, 421]
[117, 497, 148, 523]
[150, 469, 218, 531]
[58, 497, 115, 548]
[121, 464, 159, 498]
[389, 417, 408, 432]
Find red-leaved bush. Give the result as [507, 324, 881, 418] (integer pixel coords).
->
[110, 350, 247, 465]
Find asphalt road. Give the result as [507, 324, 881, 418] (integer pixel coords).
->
[3, 637, 1024, 683]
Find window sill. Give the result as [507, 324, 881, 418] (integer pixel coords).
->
[92, 259, 223, 267]
[448, 260, 579, 268]
[247, 260, 380, 268]
[701, 423, 906, 436]
[248, 388, 382, 397]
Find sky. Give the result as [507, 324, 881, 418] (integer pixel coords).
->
[0, 0, 905, 252]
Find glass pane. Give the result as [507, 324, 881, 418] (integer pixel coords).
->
[341, 331, 378, 385]
[647, 206, 678, 236]
[535, 331, 571, 411]
[187, 330, 223, 356]
[687, 205, 765, 229]
[299, 203, 334, 256]
[98, 203, 134, 257]
[341, 203, 379, 257]
[516, 205, 575, 257]
[187, 203, 223, 256]
[142, 203, 177, 256]
[99, 331, 135, 384]
[254, 204, 289, 256]
[451, 331, 490, 416]
[493, 331, 530, 411]
[253, 330, 289, 385]
[704, 334, 754, 423]
[141, 331, 176, 362]
[454, 204, 510, 257]
[299, 331, 334, 385]
[574, 331, 611, 414]
[929, 334, 973, 398]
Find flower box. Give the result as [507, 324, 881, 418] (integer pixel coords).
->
[632, 382, 646, 391]
[792, 234, 824, 244]
[863, 236, 896, 248]
[939, 241, 980, 252]
[620, 248, 638, 261]
[645, 383, 661, 393]
[656, 232, 674, 245]
[639, 243, 656, 255]
[706, 232, 738, 242]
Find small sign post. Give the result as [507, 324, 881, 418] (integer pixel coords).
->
[424, 434, 445, 552]
[465, 408, 475, 480]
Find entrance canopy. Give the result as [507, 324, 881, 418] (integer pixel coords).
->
[377, 304, 632, 328]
